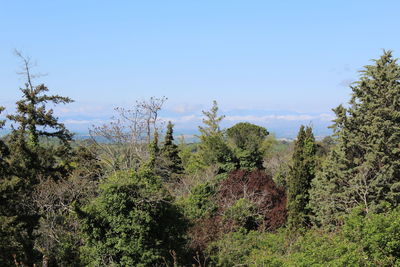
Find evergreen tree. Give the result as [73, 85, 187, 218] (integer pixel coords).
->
[161, 121, 183, 179]
[310, 51, 400, 226]
[197, 101, 235, 172]
[226, 122, 269, 170]
[7, 51, 74, 181]
[148, 130, 160, 169]
[0, 106, 8, 176]
[287, 126, 316, 230]
[1, 52, 74, 266]
[199, 100, 225, 136]
[0, 106, 16, 266]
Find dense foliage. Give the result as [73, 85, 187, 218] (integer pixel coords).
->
[77, 168, 187, 266]
[287, 126, 316, 230]
[310, 50, 400, 226]
[1, 51, 400, 266]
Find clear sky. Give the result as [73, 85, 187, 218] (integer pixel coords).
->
[1, 1, 400, 137]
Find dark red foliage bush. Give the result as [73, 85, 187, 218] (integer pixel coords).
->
[188, 169, 287, 255]
[218, 169, 287, 231]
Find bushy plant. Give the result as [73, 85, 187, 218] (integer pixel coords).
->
[180, 182, 218, 220]
[208, 228, 265, 266]
[342, 207, 400, 266]
[77, 168, 187, 266]
[223, 198, 262, 231]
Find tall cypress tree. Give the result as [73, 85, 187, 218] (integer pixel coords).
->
[310, 51, 400, 226]
[161, 121, 183, 179]
[148, 131, 160, 169]
[287, 126, 316, 230]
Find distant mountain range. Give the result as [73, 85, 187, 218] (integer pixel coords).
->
[1, 109, 334, 139]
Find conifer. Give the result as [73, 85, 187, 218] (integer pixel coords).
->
[197, 101, 235, 172]
[287, 126, 316, 230]
[1, 52, 74, 265]
[161, 121, 183, 178]
[310, 51, 400, 226]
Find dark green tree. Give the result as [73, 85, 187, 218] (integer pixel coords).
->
[148, 130, 160, 169]
[7, 51, 74, 180]
[1, 51, 74, 266]
[0, 106, 8, 176]
[287, 126, 316, 230]
[161, 121, 183, 180]
[310, 50, 400, 226]
[0, 106, 16, 266]
[77, 168, 188, 266]
[226, 122, 269, 170]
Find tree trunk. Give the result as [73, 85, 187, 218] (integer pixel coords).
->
[42, 255, 49, 267]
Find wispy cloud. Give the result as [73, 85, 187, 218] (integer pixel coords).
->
[168, 103, 202, 114]
[224, 113, 334, 122]
[161, 115, 201, 123]
[62, 119, 108, 125]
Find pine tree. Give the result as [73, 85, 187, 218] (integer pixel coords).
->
[287, 126, 316, 230]
[1, 52, 74, 266]
[197, 101, 235, 172]
[160, 121, 183, 179]
[199, 100, 225, 137]
[310, 51, 400, 226]
[7, 52, 74, 181]
[226, 122, 269, 170]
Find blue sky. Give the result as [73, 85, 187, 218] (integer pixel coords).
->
[1, 1, 400, 137]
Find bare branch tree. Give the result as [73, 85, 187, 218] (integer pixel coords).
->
[89, 97, 167, 174]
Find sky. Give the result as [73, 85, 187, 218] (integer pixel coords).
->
[1, 1, 400, 137]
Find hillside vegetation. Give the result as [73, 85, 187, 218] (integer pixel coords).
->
[1, 51, 400, 266]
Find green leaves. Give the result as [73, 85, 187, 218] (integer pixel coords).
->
[226, 122, 268, 170]
[78, 169, 187, 266]
[287, 126, 316, 231]
[310, 51, 400, 226]
[160, 121, 184, 180]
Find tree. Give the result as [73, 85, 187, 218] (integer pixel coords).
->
[1, 51, 74, 266]
[0, 106, 8, 176]
[77, 168, 188, 266]
[199, 100, 225, 137]
[226, 122, 269, 170]
[160, 121, 183, 180]
[287, 126, 316, 230]
[89, 96, 166, 173]
[8, 50, 74, 181]
[0, 106, 15, 266]
[310, 51, 400, 226]
[197, 101, 235, 172]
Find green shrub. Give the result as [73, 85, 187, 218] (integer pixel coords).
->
[180, 182, 217, 220]
[77, 168, 187, 266]
[208, 228, 265, 266]
[342, 207, 400, 266]
[223, 198, 262, 230]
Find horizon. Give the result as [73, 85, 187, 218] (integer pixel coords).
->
[2, 1, 400, 137]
